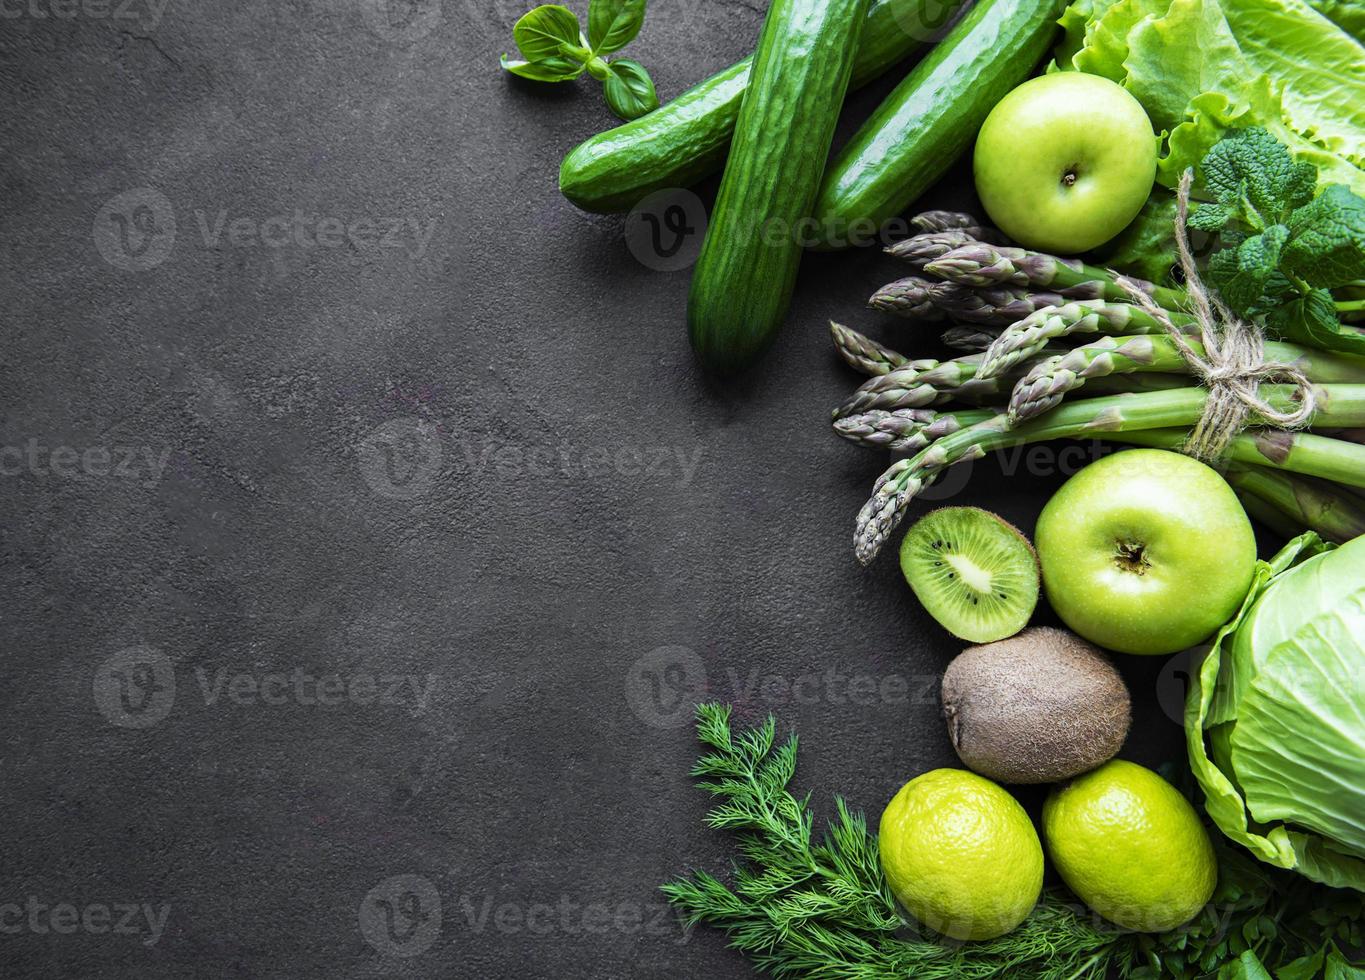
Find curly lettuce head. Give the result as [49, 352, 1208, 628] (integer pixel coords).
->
[1053, 0, 1365, 198]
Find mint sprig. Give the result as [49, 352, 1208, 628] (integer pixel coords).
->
[499, 0, 658, 121]
[1191, 128, 1365, 354]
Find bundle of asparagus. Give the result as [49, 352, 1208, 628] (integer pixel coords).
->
[836, 212, 1365, 565]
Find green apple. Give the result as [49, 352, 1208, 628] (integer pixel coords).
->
[973, 72, 1157, 254]
[1035, 450, 1256, 655]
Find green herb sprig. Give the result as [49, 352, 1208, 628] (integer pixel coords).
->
[500, 1, 658, 120]
[1189, 127, 1365, 354]
[665, 704, 1365, 979]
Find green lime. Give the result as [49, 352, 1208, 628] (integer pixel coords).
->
[879, 768, 1043, 941]
[1042, 760, 1216, 932]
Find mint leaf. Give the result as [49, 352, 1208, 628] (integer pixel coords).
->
[1189, 202, 1233, 234]
[500, 54, 584, 81]
[587, 0, 645, 55]
[512, 5, 583, 63]
[602, 58, 657, 120]
[1212, 225, 1288, 314]
[1283, 184, 1365, 289]
[1200, 127, 1317, 225]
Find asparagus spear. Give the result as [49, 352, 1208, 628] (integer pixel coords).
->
[909, 211, 1000, 238]
[834, 351, 1060, 418]
[884, 231, 979, 271]
[925, 243, 1188, 310]
[832, 407, 996, 453]
[932, 283, 1090, 326]
[853, 385, 1365, 563]
[1225, 466, 1365, 544]
[1102, 427, 1365, 490]
[868, 275, 950, 320]
[941, 325, 1000, 352]
[828, 322, 920, 376]
[1008, 337, 1365, 425]
[871, 278, 1112, 326]
[979, 300, 1199, 380]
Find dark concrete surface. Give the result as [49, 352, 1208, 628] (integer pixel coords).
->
[1, 2, 1190, 976]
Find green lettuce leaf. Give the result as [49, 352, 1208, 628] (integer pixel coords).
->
[1054, 0, 1365, 198]
[1302, 0, 1365, 41]
[1223, 0, 1365, 168]
[1163, 81, 1365, 198]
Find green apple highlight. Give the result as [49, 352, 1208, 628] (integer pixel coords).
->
[973, 73, 1157, 254]
[1035, 450, 1256, 655]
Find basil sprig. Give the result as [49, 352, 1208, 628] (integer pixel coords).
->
[500, 1, 658, 120]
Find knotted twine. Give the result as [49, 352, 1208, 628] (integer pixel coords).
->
[1112, 168, 1316, 461]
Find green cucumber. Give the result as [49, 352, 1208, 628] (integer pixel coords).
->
[558, 0, 967, 215]
[811, 0, 1065, 249]
[687, 0, 871, 371]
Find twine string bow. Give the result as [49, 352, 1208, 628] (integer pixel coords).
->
[1113, 168, 1316, 461]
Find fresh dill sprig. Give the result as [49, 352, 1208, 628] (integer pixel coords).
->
[663, 704, 1365, 980]
[662, 704, 1123, 979]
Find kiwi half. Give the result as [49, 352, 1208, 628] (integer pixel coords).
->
[898, 507, 1039, 643]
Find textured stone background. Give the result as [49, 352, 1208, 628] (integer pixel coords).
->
[1, 1, 1190, 976]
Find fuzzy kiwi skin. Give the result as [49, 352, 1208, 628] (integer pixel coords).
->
[940, 627, 1131, 784]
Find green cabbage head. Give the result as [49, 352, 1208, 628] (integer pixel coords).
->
[1186, 531, 1365, 890]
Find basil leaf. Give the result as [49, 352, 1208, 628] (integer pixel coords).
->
[512, 5, 583, 63]
[500, 54, 585, 81]
[602, 58, 657, 121]
[587, 0, 646, 55]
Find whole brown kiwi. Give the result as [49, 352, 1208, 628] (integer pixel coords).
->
[940, 627, 1131, 784]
